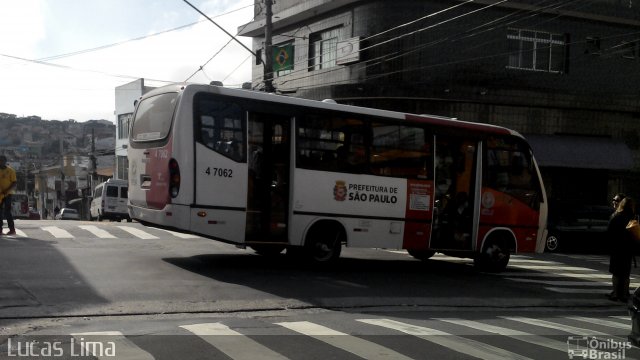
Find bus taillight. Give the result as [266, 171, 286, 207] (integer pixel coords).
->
[169, 158, 180, 198]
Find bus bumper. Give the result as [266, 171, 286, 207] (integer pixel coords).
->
[128, 203, 189, 228]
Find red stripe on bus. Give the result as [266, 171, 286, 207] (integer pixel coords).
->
[405, 114, 511, 135]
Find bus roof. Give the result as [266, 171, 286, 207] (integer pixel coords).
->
[140, 83, 518, 138]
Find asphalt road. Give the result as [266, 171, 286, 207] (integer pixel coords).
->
[1, 219, 639, 359]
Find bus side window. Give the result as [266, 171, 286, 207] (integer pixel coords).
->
[371, 124, 433, 179]
[485, 136, 540, 209]
[194, 94, 246, 163]
[297, 115, 359, 173]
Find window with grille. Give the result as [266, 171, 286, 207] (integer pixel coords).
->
[309, 27, 342, 71]
[507, 28, 567, 73]
[117, 113, 132, 139]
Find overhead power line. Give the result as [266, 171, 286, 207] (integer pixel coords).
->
[182, 0, 256, 58]
[0, 52, 174, 83]
[36, 2, 254, 62]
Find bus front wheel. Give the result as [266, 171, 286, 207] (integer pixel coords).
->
[545, 233, 560, 252]
[474, 239, 510, 272]
[305, 223, 344, 263]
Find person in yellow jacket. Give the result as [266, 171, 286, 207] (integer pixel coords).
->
[0, 155, 17, 235]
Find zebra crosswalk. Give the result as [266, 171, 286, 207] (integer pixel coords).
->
[6, 314, 636, 360]
[394, 252, 634, 297]
[491, 254, 633, 296]
[1, 223, 201, 240]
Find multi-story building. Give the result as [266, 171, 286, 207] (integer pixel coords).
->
[114, 79, 156, 181]
[239, 0, 640, 206]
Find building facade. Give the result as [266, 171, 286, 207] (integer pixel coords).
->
[114, 79, 155, 181]
[239, 0, 640, 207]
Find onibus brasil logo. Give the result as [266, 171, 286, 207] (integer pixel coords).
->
[567, 336, 631, 359]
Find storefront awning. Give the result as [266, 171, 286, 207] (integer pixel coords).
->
[525, 134, 634, 170]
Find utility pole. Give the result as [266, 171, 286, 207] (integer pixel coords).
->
[263, 0, 275, 93]
[59, 127, 65, 207]
[90, 126, 97, 192]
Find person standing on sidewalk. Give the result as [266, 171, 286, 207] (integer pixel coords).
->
[607, 196, 636, 302]
[0, 155, 17, 235]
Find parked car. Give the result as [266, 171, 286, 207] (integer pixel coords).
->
[28, 208, 41, 220]
[545, 205, 612, 253]
[90, 179, 131, 222]
[55, 208, 80, 220]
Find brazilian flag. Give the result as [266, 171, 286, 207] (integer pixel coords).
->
[273, 44, 294, 72]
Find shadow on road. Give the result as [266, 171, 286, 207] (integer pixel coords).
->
[0, 234, 109, 321]
[163, 251, 539, 309]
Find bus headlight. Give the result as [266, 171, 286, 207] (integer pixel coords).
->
[169, 158, 180, 198]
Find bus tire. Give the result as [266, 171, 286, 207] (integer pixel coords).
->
[545, 233, 560, 252]
[251, 244, 286, 256]
[407, 249, 436, 260]
[474, 237, 511, 272]
[305, 222, 344, 263]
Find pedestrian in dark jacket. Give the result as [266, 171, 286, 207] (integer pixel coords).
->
[608, 197, 636, 302]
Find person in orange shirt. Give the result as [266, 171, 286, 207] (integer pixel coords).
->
[0, 155, 17, 235]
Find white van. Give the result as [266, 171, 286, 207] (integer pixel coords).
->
[90, 179, 131, 222]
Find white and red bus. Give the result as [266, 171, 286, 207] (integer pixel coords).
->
[128, 83, 547, 271]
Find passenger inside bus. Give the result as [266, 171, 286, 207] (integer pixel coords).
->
[335, 145, 350, 171]
[444, 192, 472, 246]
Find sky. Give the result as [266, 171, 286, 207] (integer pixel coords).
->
[0, 0, 255, 122]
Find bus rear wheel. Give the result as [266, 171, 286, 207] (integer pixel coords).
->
[474, 239, 510, 272]
[407, 249, 436, 260]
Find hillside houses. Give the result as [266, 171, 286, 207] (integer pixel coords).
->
[0, 115, 116, 218]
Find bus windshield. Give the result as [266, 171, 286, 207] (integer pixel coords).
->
[131, 92, 179, 142]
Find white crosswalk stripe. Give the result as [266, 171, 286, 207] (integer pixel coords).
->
[70, 331, 154, 360]
[152, 227, 201, 239]
[509, 264, 598, 271]
[611, 316, 631, 321]
[567, 316, 629, 330]
[497, 272, 615, 279]
[545, 287, 612, 294]
[501, 316, 610, 336]
[504, 277, 640, 288]
[180, 323, 289, 360]
[357, 318, 534, 360]
[78, 225, 116, 239]
[42, 226, 73, 238]
[436, 318, 567, 352]
[276, 321, 413, 360]
[117, 226, 158, 239]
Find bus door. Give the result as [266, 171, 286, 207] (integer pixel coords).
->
[431, 136, 479, 251]
[246, 113, 291, 243]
